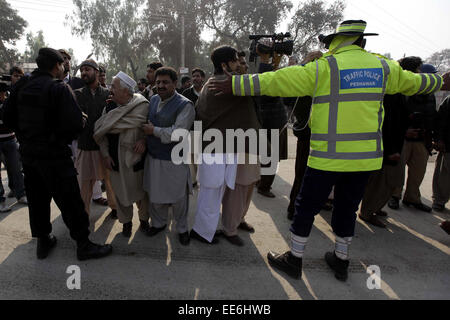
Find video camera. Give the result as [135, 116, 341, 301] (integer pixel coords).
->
[249, 32, 294, 63]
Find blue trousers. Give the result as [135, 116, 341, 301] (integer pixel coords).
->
[290, 167, 372, 238]
[0, 138, 25, 202]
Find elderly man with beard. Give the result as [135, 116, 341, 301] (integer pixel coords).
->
[94, 72, 150, 237]
[74, 59, 117, 217]
[142, 67, 195, 246]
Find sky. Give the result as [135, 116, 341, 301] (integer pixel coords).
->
[6, 0, 450, 64]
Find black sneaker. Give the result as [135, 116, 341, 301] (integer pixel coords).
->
[179, 232, 190, 246]
[190, 229, 219, 244]
[145, 225, 166, 237]
[387, 197, 400, 210]
[37, 234, 57, 259]
[325, 251, 350, 281]
[77, 240, 112, 261]
[267, 250, 302, 279]
[122, 222, 132, 238]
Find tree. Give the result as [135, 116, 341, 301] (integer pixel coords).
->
[288, 0, 345, 58]
[426, 49, 450, 74]
[67, 0, 156, 80]
[199, 0, 293, 51]
[143, 0, 204, 71]
[22, 30, 48, 62]
[0, 0, 27, 71]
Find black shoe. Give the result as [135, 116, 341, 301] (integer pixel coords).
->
[223, 234, 244, 247]
[139, 220, 151, 234]
[440, 221, 450, 235]
[7, 190, 15, 198]
[190, 229, 219, 244]
[257, 189, 276, 198]
[375, 209, 388, 217]
[122, 222, 132, 238]
[432, 203, 445, 212]
[109, 209, 118, 219]
[359, 214, 386, 228]
[36, 234, 57, 259]
[146, 225, 166, 237]
[77, 240, 112, 261]
[267, 251, 302, 279]
[179, 232, 190, 246]
[325, 251, 349, 281]
[238, 221, 255, 233]
[388, 197, 400, 210]
[402, 200, 432, 212]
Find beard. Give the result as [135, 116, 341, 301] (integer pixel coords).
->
[82, 74, 96, 85]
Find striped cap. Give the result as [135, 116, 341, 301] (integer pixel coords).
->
[320, 20, 378, 46]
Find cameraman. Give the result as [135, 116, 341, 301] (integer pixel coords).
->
[388, 58, 438, 212]
[254, 39, 288, 198]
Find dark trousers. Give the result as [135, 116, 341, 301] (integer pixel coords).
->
[0, 138, 25, 201]
[288, 138, 310, 213]
[258, 128, 288, 191]
[291, 167, 372, 238]
[22, 158, 90, 242]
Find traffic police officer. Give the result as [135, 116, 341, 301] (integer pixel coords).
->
[3, 48, 113, 261]
[208, 20, 448, 281]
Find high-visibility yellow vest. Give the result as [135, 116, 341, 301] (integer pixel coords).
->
[232, 45, 442, 172]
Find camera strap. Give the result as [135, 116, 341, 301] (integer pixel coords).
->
[283, 60, 319, 134]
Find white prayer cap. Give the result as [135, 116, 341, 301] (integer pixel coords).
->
[115, 71, 137, 90]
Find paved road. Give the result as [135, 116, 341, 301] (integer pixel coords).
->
[0, 133, 449, 299]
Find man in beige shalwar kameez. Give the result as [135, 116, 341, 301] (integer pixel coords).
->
[94, 71, 150, 238]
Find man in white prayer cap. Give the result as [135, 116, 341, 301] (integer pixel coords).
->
[93, 71, 150, 237]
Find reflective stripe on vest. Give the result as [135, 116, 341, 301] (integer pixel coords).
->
[310, 55, 390, 160]
[234, 74, 261, 96]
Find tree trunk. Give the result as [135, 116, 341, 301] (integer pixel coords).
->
[127, 56, 138, 80]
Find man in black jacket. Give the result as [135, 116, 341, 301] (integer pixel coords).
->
[59, 49, 84, 90]
[0, 82, 27, 212]
[3, 48, 112, 260]
[254, 40, 288, 198]
[182, 68, 206, 106]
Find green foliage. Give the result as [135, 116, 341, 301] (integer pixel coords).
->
[22, 30, 48, 62]
[0, 0, 27, 71]
[199, 0, 293, 50]
[68, 0, 157, 81]
[289, 0, 345, 59]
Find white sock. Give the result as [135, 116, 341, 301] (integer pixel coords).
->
[290, 233, 309, 258]
[335, 235, 352, 260]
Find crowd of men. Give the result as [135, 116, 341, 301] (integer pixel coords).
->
[0, 18, 449, 282]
